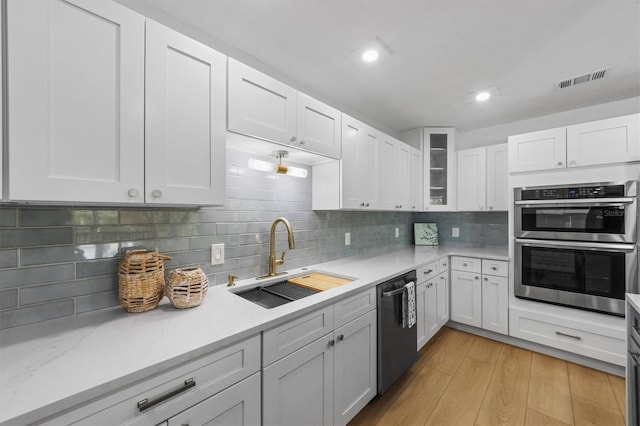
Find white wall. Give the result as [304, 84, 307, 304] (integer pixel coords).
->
[456, 97, 640, 150]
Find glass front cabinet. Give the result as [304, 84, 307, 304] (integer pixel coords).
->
[423, 128, 456, 210]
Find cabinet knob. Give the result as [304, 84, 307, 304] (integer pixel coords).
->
[151, 189, 163, 198]
[463, 263, 468, 267]
[484, 277, 489, 281]
[557, 161, 563, 166]
[328, 339, 335, 346]
[488, 206, 493, 210]
[475, 276, 479, 280]
[337, 334, 344, 342]
[492, 266, 497, 271]
[290, 136, 297, 142]
[412, 206, 416, 209]
[440, 276, 445, 280]
[128, 188, 139, 198]
[299, 139, 305, 145]
[360, 202, 365, 207]
[398, 205, 402, 208]
[366, 203, 370, 207]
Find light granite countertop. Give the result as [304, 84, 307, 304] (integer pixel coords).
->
[0, 245, 507, 424]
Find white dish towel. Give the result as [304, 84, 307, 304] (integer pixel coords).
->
[402, 281, 417, 328]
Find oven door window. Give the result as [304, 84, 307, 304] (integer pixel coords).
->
[521, 246, 626, 299]
[521, 206, 626, 234]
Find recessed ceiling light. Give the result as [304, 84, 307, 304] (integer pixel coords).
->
[475, 91, 491, 102]
[362, 49, 379, 63]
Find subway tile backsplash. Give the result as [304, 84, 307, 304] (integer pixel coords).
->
[0, 150, 507, 330]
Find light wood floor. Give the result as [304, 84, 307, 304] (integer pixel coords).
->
[349, 327, 626, 426]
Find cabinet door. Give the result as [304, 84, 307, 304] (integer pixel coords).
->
[263, 335, 334, 426]
[481, 274, 508, 335]
[379, 136, 397, 210]
[395, 141, 411, 210]
[450, 270, 482, 327]
[456, 147, 486, 211]
[486, 143, 508, 211]
[227, 58, 296, 146]
[566, 114, 640, 167]
[145, 20, 226, 205]
[436, 273, 450, 326]
[424, 280, 439, 341]
[423, 128, 456, 211]
[334, 310, 377, 426]
[7, 0, 145, 203]
[296, 92, 341, 158]
[416, 282, 427, 350]
[166, 373, 261, 426]
[410, 147, 423, 211]
[508, 128, 566, 173]
[341, 115, 380, 209]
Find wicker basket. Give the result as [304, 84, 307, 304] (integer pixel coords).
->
[166, 266, 209, 309]
[118, 250, 172, 313]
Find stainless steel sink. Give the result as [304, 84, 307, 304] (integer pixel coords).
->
[235, 280, 321, 308]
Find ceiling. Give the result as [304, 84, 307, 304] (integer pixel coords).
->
[127, 0, 640, 133]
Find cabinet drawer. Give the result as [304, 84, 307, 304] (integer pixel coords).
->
[417, 261, 439, 283]
[334, 287, 376, 329]
[509, 308, 625, 366]
[263, 305, 334, 366]
[450, 256, 481, 273]
[482, 259, 508, 277]
[47, 335, 261, 425]
[439, 257, 449, 272]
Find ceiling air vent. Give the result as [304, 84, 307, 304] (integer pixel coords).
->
[556, 68, 611, 90]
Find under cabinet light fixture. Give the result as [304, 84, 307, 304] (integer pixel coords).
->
[247, 151, 308, 178]
[362, 49, 379, 62]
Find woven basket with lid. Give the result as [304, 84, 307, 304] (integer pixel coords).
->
[118, 250, 172, 313]
[166, 266, 209, 309]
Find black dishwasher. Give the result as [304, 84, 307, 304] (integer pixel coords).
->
[377, 270, 418, 395]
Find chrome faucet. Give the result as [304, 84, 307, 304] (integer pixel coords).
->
[259, 217, 295, 279]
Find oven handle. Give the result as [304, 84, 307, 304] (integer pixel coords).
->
[515, 238, 637, 252]
[382, 286, 407, 298]
[514, 198, 634, 206]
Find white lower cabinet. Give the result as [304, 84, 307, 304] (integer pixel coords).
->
[160, 372, 261, 426]
[262, 289, 377, 426]
[509, 307, 626, 366]
[450, 256, 508, 335]
[41, 335, 261, 425]
[416, 260, 450, 350]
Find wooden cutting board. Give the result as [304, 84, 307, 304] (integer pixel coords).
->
[288, 272, 353, 291]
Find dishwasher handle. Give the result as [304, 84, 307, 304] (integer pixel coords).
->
[382, 286, 407, 298]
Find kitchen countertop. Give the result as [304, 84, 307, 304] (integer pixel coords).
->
[0, 245, 507, 424]
[628, 293, 640, 315]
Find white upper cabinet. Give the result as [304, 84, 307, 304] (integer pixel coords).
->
[312, 114, 380, 210]
[296, 92, 342, 158]
[508, 127, 567, 173]
[145, 20, 226, 205]
[486, 143, 508, 211]
[227, 58, 297, 146]
[410, 147, 423, 211]
[380, 136, 411, 210]
[423, 128, 456, 211]
[566, 114, 640, 167]
[508, 113, 639, 173]
[7, 0, 145, 203]
[457, 143, 508, 211]
[456, 147, 486, 211]
[227, 59, 341, 159]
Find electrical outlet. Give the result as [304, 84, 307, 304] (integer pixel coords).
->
[452, 227, 460, 238]
[345, 232, 351, 246]
[211, 243, 224, 265]
[395, 227, 399, 238]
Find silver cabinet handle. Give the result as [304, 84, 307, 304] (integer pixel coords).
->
[138, 378, 195, 412]
[128, 188, 139, 197]
[152, 189, 163, 198]
[424, 269, 433, 275]
[555, 331, 581, 340]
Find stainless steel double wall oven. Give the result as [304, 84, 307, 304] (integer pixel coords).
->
[514, 181, 638, 316]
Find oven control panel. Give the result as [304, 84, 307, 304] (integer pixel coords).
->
[521, 184, 625, 200]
